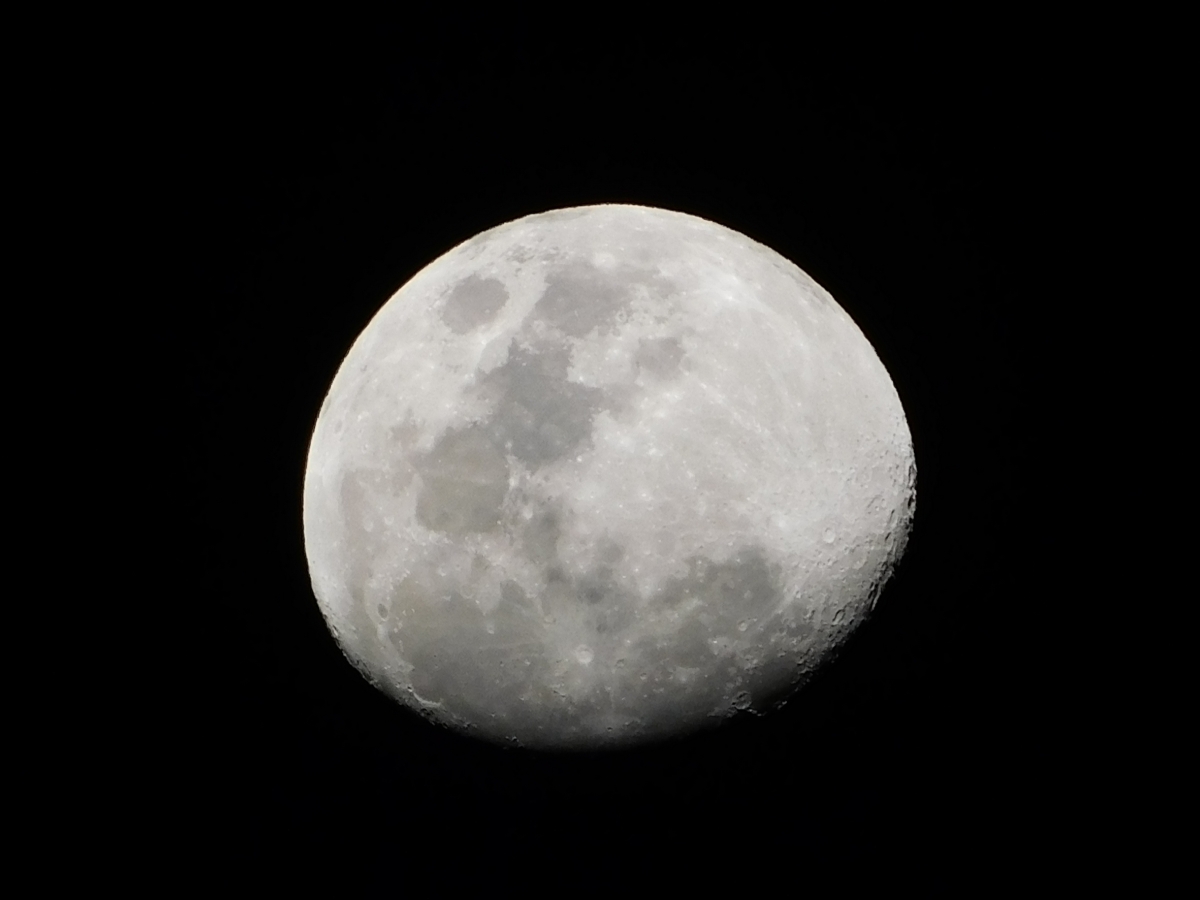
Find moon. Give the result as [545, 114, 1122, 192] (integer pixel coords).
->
[302, 204, 915, 750]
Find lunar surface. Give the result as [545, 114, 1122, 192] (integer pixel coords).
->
[302, 204, 915, 749]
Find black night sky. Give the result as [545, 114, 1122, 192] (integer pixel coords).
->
[178, 18, 1058, 889]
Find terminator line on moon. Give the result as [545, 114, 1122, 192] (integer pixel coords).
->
[302, 204, 915, 749]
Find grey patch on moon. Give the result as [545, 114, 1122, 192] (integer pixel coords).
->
[505, 245, 535, 264]
[633, 336, 686, 379]
[534, 260, 676, 338]
[475, 342, 609, 469]
[440, 275, 509, 333]
[658, 548, 783, 630]
[385, 540, 786, 745]
[415, 337, 614, 536]
[389, 578, 558, 729]
[414, 425, 509, 535]
[514, 500, 564, 567]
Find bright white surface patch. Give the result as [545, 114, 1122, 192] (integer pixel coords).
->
[303, 204, 915, 749]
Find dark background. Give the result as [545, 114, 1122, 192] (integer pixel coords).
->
[178, 19, 1058, 889]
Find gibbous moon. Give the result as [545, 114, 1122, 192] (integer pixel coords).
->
[303, 204, 915, 749]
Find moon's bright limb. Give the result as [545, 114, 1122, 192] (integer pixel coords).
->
[303, 204, 915, 749]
